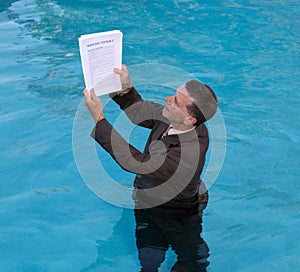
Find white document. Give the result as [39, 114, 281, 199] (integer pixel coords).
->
[78, 30, 123, 96]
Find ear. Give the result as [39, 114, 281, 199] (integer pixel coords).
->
[183, 116, 197, 126]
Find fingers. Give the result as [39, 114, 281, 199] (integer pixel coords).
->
[114, 64, 128, 75]
[83, 89, 98, 109]
[90, 88, 97, 100]
[113, 67, 123, 75]
[83, 89, 91, 103]
[83, 88, 96, 101]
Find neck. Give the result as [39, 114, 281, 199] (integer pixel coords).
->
[170, 122, 194, 131]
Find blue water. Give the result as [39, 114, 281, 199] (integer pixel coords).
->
[1, 0, 299, 271]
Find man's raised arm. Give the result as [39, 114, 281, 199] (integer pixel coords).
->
[109, 64, 165, 129]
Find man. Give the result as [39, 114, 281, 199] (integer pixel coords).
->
[84, 64, 218, 271]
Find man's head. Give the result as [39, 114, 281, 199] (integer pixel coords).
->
[162, 80, 218, 128]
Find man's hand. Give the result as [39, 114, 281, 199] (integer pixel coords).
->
[114, 64, 133, 94]
[83, 88, 105, 123]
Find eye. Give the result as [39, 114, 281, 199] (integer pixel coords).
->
[174, 96, 179, 107]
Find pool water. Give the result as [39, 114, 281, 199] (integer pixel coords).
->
[0, 0, 299, 271]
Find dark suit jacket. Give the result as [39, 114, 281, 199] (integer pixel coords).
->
[92, 87, 209, 215]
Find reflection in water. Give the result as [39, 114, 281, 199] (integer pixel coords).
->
[82, 201, 209, 272]
[135, 207, 209, 272]
[81, 209, 136, 271]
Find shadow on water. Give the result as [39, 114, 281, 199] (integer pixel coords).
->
[1, 0, 93, 117]
[2, 1, 83, 79]
[0, 0, 18, 13]
[80, 209, 137, 271]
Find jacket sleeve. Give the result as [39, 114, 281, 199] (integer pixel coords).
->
[91, 118, 198, 183]
[110, 87, 164, 129]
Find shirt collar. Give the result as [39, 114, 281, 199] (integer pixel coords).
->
[168, 126, 196, 135]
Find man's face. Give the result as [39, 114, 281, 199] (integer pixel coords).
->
[162, 84, 194, 124]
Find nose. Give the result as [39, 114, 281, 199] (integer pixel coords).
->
[165, 96, 173, 104]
